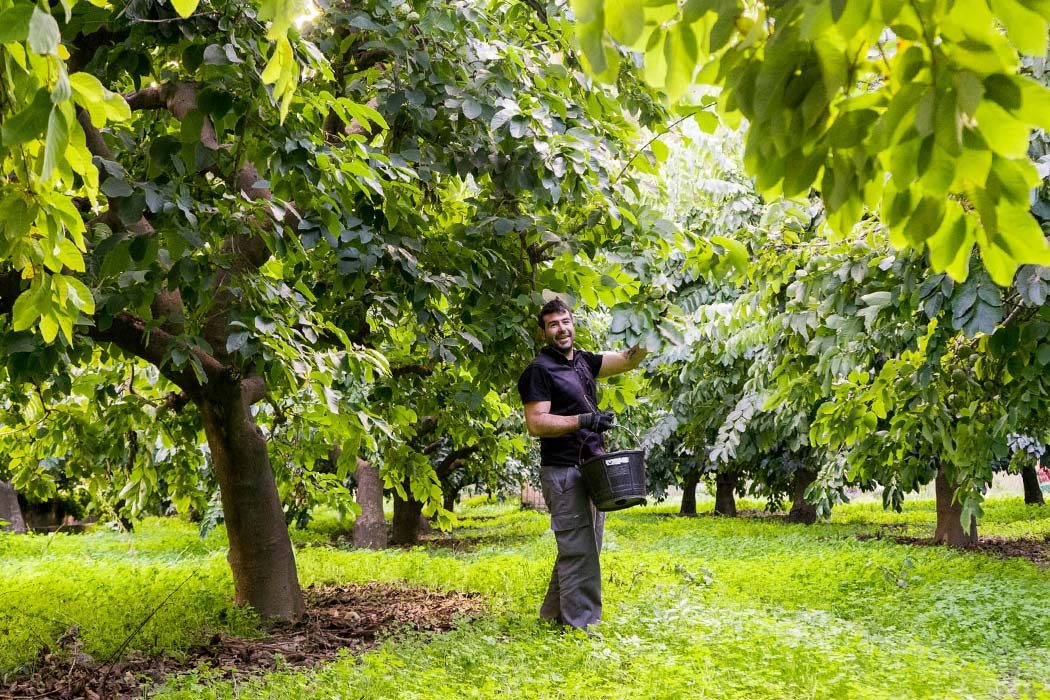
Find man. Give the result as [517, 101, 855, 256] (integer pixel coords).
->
[517, 297, 647, 630]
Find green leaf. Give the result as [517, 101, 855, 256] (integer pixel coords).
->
[927, 206, 975, 281]
[11, 288, 41, 332]
[170, 0, 200, 18]
[1038, 344, 1050, 366]
[101, 176, 134, 198]
[39, 106, 69, 183]
[605, 0, 644, 46]
[860, 291, 892, 308]
[55, 237, 84, 272]
[260, 36, 300, 121]
[258, 0, 303, 40]
[70, 73, 130, 126]
[39, 312, 59, 343]
[710, 235, 747, 269]
[974, 101, 1030, 159]
[989, 0, 1048, 55]
[63, 276, 95, 314]
[577, 11, 609, 77]
[459, 330, 484, 351]
[27, 7, 60, 55]
[571, 0, 602, 25]
[226, 331, 250, 353]
[979, 202, 1050, 286]
[1, 88, 50, 146]
[1013, 76, 1050, 131]
[461, 99, 482, 120]
[0, 3, 34, 43]
[664, 21, 698, 101]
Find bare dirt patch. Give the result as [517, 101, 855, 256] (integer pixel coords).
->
[863, 534, 1050, 566]
[1, 582, 485, 700]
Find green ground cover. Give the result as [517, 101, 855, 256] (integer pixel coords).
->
[2, 497, 1049, 699]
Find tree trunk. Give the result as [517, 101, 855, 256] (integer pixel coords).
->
[0, 481, 26, 533]
[199, 390, 304, 621]
[932, 466, 977, 546]
[443, 489, 457, 514]
[714, 471, 738, 517]
[679, 472, 699, 516]
[1021, 464, 1045, 505]
[786, 469, 818, 524]
[352, 459, 388, 549]
[390, 479, 423, 545]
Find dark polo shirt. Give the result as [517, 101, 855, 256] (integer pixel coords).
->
[517, 346, 605, 467]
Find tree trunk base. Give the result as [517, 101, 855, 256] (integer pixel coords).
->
[0, 482, 26, 533]
[714, 472, 737, 517]
[932, 467, 977, 547]
[679, 473, 699, 516]
[390, 480, 423, 545]
[352, 460, 387, 550]
[1022, 464, 1045, 506]
[786, 469, 817, 525]
[200, 392, 304, 621]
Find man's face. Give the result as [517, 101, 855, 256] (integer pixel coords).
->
[541, 310, 574, 354]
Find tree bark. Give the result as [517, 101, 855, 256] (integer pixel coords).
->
[352, 459, 388, 549]
[1021, 464, 1045, 506]
[932, 466, 977, 546]
[679, 472, 699, 516]
[443, 489, 457, 514]
[0, 481, 26, 534]
[390, 479, 423, 545]
[199, 388, 304, 621]
[714, 471, 738, 517]
[786, 469, 818, 524]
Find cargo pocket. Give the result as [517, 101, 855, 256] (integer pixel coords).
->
[541, 467, 589, 532]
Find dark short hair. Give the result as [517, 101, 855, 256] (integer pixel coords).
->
[537, 298, 572, 327]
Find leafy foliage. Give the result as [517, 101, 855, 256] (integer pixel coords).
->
[574, 0, 1050, 285]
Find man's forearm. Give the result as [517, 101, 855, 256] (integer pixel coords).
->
[527, 412, 582, 438]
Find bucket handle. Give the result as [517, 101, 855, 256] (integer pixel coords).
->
[576, 422, 642, 466]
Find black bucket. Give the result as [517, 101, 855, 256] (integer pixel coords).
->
[580, 449, 647, 512]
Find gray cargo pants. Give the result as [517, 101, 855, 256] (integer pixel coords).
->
[538, 465, 605, 629]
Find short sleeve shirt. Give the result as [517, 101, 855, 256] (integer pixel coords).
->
[517, 347, 605, 467]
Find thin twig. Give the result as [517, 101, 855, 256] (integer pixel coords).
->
[97, 568, 200, 698]
[613, 110, 706, 183]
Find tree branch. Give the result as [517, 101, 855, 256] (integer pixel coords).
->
[437, 446, 478, 478]
[125, 82, 225, 151]
[88, 312, 227, 396]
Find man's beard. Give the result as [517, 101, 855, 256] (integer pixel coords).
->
[547, 332, 573, 355]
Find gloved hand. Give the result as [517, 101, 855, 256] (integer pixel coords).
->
[578, 410, 615, 433]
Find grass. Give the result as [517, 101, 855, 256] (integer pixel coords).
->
[1, 497, 1049, 699]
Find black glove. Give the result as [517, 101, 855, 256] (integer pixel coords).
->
[579, 410, 615, 433]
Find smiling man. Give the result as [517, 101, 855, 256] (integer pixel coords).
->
[517, 297, 647, 630]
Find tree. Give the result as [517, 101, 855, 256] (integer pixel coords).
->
[0, 0, 670, 617]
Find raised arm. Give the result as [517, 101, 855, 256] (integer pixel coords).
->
[597, 345, 648, 378]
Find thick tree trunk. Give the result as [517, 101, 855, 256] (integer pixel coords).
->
[786, 469, 818, 524]
[390, 479, 423, 545]
[679, 472, 699, 516]
[199, 390, 304, 621]
[1021, 464, 1045, 505]
[0, 481, 26, 533]
[714, 471, 738, 517]
[932, 467, 977, 546]
[352, 459, 388, 549]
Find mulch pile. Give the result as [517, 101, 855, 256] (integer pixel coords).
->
[886, 534, 1050, 566]
[1, 583, 485, 700]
